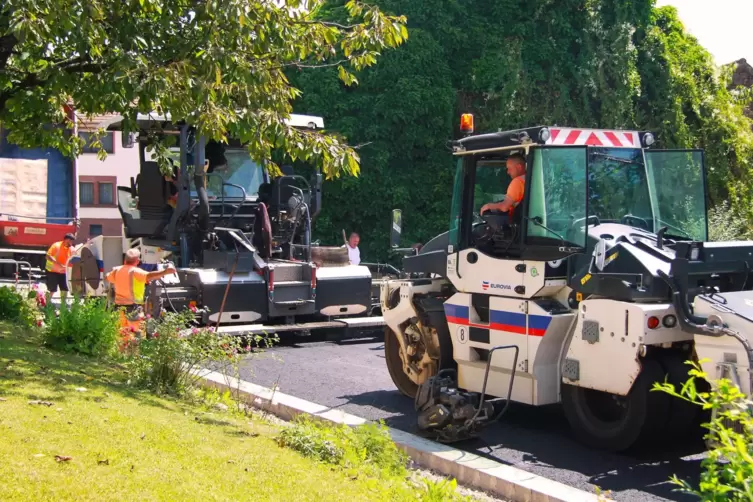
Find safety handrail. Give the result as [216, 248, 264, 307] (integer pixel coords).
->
[0, 258, 34, 288]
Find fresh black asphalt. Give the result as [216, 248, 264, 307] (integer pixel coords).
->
[235, 332, 706, 502]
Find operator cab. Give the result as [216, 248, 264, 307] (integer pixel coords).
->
[104, 113, 324, 266]
[444, 115, 709, 283]
[451, 124, 593, 264]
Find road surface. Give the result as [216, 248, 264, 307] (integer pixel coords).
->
[234, 333, 706, 502]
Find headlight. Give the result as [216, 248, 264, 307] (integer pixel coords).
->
[662, 315, 677, 328]
[643, 132, 655, 146]
[539, 128, 551, 142]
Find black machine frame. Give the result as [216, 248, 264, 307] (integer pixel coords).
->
[94, 113, 384, 337]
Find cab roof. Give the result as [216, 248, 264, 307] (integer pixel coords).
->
[453, 125, 654, 153]
[76, 112, 324, 133]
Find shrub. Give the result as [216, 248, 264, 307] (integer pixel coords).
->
[276, 417, 470, 501]
[0, 285, 40, 327]
[41, 296, 120, 357]
[654, 360, 753, 501]
[126, 308, 269, 396]
[708, 200, 751, 242]
[277, 417, 411, 477]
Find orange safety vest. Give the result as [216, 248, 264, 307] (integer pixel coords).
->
[46, 241, 71, 273]
[105, 265, 148, 305]
[507, 175, 526, 219]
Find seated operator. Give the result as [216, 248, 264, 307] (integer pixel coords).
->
[479, 153, 526, 223]
[164, 161, 179, 208]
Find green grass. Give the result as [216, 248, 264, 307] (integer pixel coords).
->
[0, 324, 419, 502]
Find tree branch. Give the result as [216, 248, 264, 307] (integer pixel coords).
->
[0, 60, 109, 114]
[294, 20, 357, 30]
[0, 34, 17, 73]
[274, 58, 349, 70]
[0, 73, 39, 113]
[63, 62, 109, 73]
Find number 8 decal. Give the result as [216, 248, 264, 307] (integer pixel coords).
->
[456, 326, 468, 344]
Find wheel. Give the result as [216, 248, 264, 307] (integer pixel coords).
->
[385, 326, 419, 398]
[561, 358, 666, 452]
[656, 354, 700, 442]
[383, 291, 455, 399]
[425, 308, 456, 373]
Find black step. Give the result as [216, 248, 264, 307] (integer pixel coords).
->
[273, 299, 315, 307]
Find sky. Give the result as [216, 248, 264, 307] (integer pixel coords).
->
[656, 0, 752, 65]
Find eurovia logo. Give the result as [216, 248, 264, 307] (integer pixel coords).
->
[481, 281, 512, 291]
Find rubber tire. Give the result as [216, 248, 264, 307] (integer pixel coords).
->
[656, 354, 700, 443]
[425, 309, 456, 373]
[561, 359, 665, 452]
[384, 294, 455, 399]
[385, 326, 420, 398]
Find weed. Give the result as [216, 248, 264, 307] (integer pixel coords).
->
[0, 285, 38, 327]
[40, 296, 120, 357]
[654, 359, 753, 501]
[276, 416, 471, 501]
[126, 308, 275, 397]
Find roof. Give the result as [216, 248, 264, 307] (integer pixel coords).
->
[453, 125, 651, 153]
[75, 112, 324, 133]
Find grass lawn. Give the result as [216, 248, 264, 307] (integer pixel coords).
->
[0, 324, 413, 501]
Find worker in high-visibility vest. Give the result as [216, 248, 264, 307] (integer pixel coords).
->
[105, 248, 177, 333]
[45, 233, 76, 305]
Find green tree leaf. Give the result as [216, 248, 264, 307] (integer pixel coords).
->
[0, 0, 408, 179]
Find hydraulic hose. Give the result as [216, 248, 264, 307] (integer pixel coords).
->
[658, 269, 753, 394]
[193, 173, 210, 233]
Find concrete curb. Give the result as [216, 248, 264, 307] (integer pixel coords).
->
[198, 369, 613, 502]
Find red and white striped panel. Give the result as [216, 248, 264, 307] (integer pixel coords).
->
[546, 128, 640, 148]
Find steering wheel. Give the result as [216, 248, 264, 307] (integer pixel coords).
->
[480, 209, 510, 232]
[470, 209, 509, 245]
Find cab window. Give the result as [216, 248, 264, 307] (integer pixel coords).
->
[473, 159, 511, 213]
[526, 146, 588, 248]
[448, 157, 464, 249]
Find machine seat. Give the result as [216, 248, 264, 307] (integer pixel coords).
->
[117, 161, 173, 238]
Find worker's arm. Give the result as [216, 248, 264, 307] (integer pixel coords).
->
[480, 177, 524, 214]
[104, 269, 116, 284]
[45, 254, 63, 267]
[145, 265, 177, 283]
[45, 244, 64, 268]
[480, 198, 514, 214]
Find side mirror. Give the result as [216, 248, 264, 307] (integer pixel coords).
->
[310, 172, 323, 221]
[390, 209, 402, 249]
[122, 132, 137, 149]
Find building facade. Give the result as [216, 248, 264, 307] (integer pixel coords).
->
[75, 130, 139, 241]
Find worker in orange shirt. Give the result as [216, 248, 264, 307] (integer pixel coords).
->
[45, 233, 76, 305]
[480, 153, 527, 221]
[105, 248, 177, 332]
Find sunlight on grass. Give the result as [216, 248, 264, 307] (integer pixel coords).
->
[0, 325, 412, 501]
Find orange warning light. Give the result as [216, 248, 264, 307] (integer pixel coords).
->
[460, 113, 474, 134]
